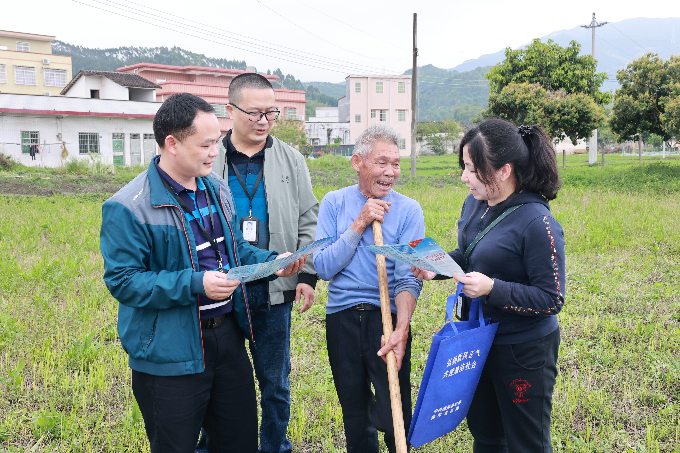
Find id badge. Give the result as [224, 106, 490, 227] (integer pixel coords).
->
[240, 215, 259, 245]
[456, 295, 463, 320]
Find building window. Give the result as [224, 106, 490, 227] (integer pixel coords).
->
[16, 42, 30, 52]
[21, 131, 40, 154]
[375, 81, 383, 94]
[355, 114, 361, 123]
[399, 139, 406, 150]
[371, 110, 376, 119]
[398, 81, 406, 93]
[44, 69, 67, 87]
[211, 104, 229, 118]
[398, 110, 406, 122]
[112, 133, 125, 166]
[90, 90, 100, 99]
[311, 138, 320, 146]
[79, 133, 100, 154]
[355, 82, 361, 93]
[0, 64, 6, 84]
[379, 110, 387, 122]
[15, 66, 36, 85]
[285, 107, 297, 120]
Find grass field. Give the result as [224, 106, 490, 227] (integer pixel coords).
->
[0, 154, 679, 451]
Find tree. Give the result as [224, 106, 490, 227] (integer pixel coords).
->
[484, 39, 609, 144]
[271, 119, 310, 155]
[609, 54, 680, 160]
[417, 121, 464, 155]
[487, 83, 605, 145]
[486, 39, 611, 105]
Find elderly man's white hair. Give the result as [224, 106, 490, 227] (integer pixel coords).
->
[353, 124, 402, 158]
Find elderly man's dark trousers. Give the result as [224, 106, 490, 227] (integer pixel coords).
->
[131, 312, 258, 453]
[326, 307, 412, 453]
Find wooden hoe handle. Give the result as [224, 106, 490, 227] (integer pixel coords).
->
[372, 219, 408, 453]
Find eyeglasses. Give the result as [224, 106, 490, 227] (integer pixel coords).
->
[229, 103, 280, 122]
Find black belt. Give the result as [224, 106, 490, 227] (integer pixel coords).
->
[351, 303, 380, 311]
[201, 313, 228, 329]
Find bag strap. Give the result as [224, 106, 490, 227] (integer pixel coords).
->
[464, 204, 524, 265]
[446, 282, 484, 334]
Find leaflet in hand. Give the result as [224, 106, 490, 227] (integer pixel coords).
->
[224, 237, 334, 283]
[363, 237, 465, 277]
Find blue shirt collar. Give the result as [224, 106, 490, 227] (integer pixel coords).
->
[154, 155, 206, 193]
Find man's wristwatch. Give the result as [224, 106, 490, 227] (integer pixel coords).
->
[489, 278, 495, 296]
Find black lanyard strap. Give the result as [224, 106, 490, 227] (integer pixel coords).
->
[463, 204, 524, 265]
[161, 178, 224, 270]
[230, 162, 263, 215]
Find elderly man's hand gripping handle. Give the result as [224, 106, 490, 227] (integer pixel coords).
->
[372, 219, 409, 453]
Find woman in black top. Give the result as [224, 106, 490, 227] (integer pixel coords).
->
[414, 118, 565, 452]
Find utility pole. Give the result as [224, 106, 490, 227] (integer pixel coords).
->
[410, 13, 418, 178]
[581, 12, 607, 165]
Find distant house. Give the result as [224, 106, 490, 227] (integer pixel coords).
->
[116, 63, 307, 134]
[60, 70, 160, 102]
[305, 106, 350, 148]
[0, 93, 160, 167]
[0, 29, 72, 97]
[338, 74, 412, 156]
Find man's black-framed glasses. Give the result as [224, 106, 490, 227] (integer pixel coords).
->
[229, 103, 280, 122]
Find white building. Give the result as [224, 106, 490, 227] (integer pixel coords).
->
[60, 69, 160, 102]
[0, 93, 160, 167]
[338, 74, 412, 156]
[305, 106, 350, 146]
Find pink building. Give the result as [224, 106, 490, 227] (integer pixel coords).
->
[338, 74, 412, 156]
[116, 64, 306, 133]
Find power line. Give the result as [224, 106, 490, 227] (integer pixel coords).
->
[73, 0, 405, 75]
[83, 0, 401, 74]
[255, 0, 395, 62]
[111, 0, 401, 72]
[290, 0, 409, 53]
[609, 23, 653, 54]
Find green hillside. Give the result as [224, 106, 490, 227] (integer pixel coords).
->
[52, 41, 246, 74]
[52, 41, 490, 122]
[407, 64, 491, 122]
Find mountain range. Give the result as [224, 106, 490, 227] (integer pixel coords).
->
[451, 17, 680, 90]
[52, 17, 680, 123]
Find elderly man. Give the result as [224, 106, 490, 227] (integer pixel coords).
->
[314, 124, 425, 453]
[100, 93, 306, 453]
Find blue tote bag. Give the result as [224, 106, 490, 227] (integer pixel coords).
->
[407, 282, 498, 447]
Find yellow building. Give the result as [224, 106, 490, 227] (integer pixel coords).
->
[0, 30, 72, 96]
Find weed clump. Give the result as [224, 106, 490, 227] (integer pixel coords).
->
[0, 153, 14, 171]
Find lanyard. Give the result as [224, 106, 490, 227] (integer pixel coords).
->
[230, 162, 263, 216]
[161, 178, 225, 270]
[460, 193, 520, 267]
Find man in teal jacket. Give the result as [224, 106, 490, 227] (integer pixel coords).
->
[100, 93, 306, 453]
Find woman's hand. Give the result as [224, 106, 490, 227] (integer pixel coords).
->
[452, 272, 494, 298]
[411, 266, 436, 281]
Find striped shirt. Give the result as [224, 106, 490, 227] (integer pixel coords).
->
[155, 156, 232, 319]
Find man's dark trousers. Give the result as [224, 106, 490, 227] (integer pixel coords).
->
[248, 282, 294, 453]
[326, 307, 412, 453]
[132, 312, 258, 453]
[466, 327, 560, 453]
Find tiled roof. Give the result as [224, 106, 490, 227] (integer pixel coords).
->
[61, 70, 161, 95]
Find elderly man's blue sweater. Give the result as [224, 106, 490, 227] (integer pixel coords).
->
[314, 185, 424, 314]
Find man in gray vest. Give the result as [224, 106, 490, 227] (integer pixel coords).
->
[213, 73, 319, 453]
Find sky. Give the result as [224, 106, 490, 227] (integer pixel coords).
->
[2, 0, 680, 83]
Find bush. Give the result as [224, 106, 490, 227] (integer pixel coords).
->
[62, 158, 91, 175]
[0, 153, 14, 171]
[61, 154, 113, 175]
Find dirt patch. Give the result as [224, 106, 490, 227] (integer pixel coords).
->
[0, 176, 124, 196]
